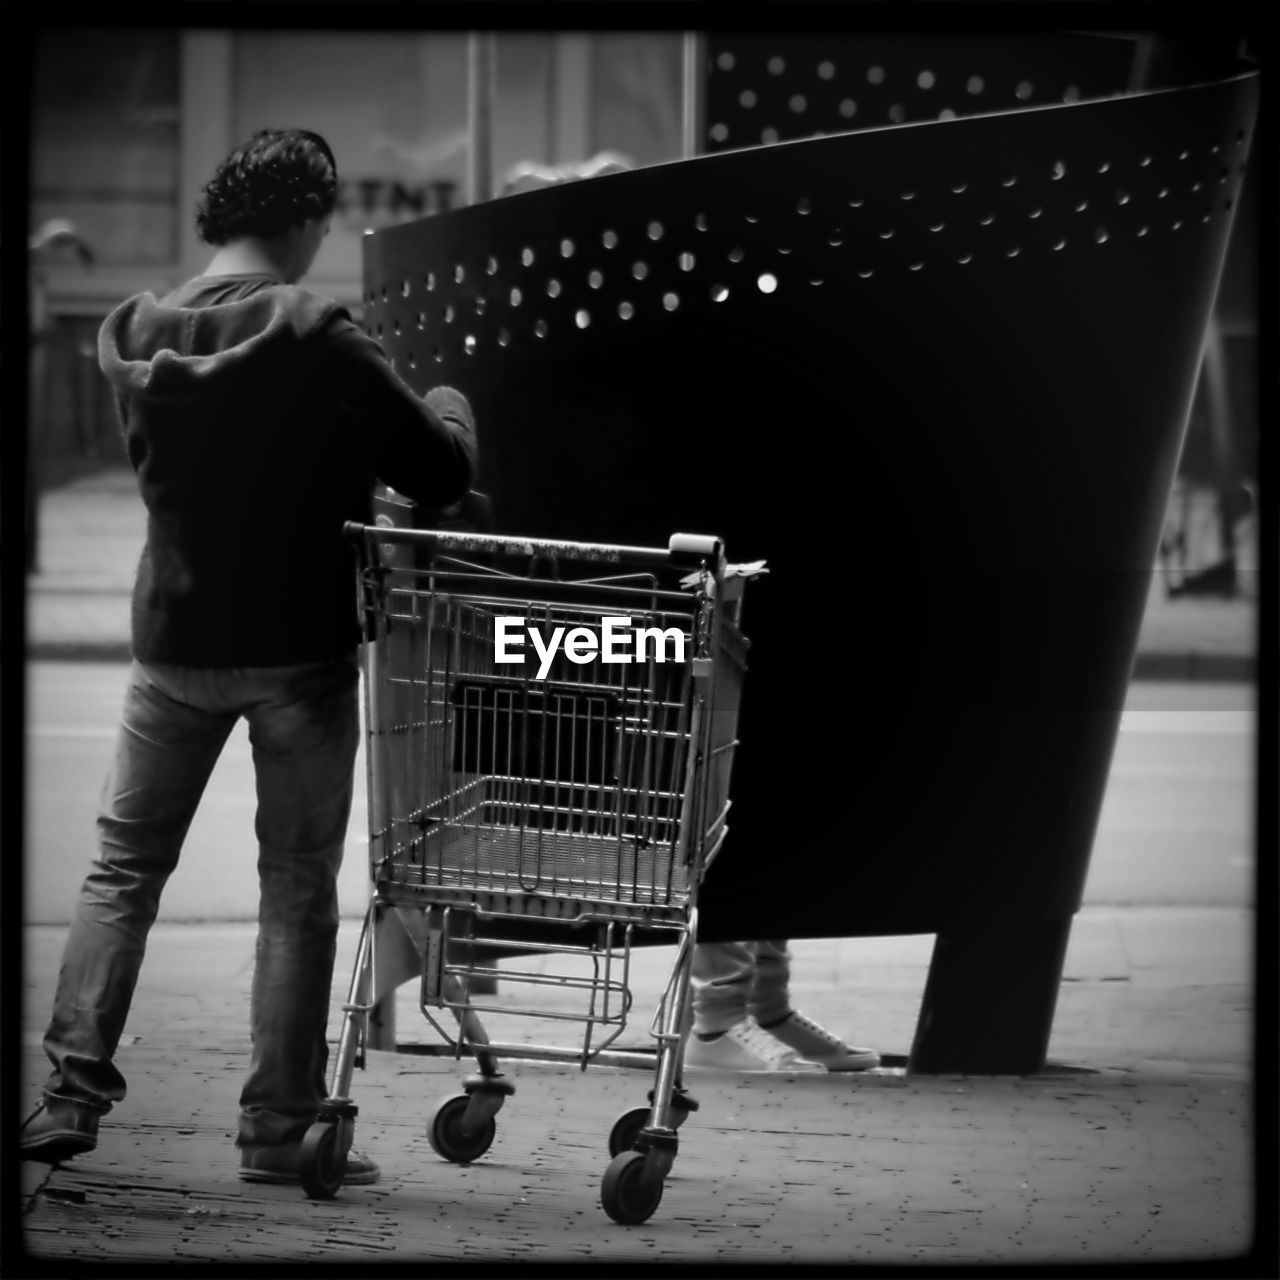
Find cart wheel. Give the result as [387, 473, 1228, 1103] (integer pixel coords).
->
[427, 1094, 496, 1164]
[607, 1106, 651, 1158]
[601, 1150, 665, 1225]
[299, 1121, 345, 1200]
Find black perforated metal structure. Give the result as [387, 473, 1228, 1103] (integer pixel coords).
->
[362, 68, 1258, 1070]
[700, 31, 1140, 148]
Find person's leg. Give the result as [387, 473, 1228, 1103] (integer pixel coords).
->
[25, 663, 235, 1159]
[748, 938, 882, 1071]
[746, 938, 794, 1029]
[236, 656, 361, 1159]
[689, 941, 755, 1036]
[684, 940, 795, 1071]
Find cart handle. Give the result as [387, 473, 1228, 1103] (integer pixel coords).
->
[344, 522, 723, 569]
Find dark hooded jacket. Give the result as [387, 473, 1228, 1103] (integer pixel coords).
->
[98, 273, 476, 666]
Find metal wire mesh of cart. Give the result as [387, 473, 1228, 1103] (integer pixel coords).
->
[350, 525, 754, 922]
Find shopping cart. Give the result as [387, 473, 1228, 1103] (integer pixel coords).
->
[298, 523, 761, 1224]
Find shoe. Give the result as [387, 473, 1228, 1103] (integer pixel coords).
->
[20, 1096, 100, 1163]
[684, 1021, 822, 1073]
[757, 1011, 881, 1071]
[239, 1143, 381, 1185]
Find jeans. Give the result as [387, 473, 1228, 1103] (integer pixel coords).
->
[690, 940, 793, 1035]
[41, 656, 360, 1148]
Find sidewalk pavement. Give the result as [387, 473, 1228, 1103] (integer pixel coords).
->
[17, 907, 1261, 1268]
[22, 466, 1259, 680]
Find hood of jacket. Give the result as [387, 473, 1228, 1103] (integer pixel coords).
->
[98, 280, 337, 403]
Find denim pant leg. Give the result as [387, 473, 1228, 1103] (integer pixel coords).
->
[236, 657, 359, 1148]
[690, 941, 757, 1035]
[746, 939, 794, 1028]
[43, 662, 236, 1111]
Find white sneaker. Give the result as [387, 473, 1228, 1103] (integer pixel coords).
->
[758, 1011, 880, 1071]
[684, 1020, 822, 1073]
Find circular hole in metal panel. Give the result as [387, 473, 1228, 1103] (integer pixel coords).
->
[454, 264, 466, 283]
[401, 280, 410, 297]
[575, 309, 591, 329]
[602, 229, 619, 249]
[791, 94, 807, 113]
[486, 256, 498, 275]
[662, 292, 680, 311]
[761, 127, 780, 144]
[561, 239, 575, 258]
[463, 335, 476, 354]
[710, 123, 730, 144]
[918, 70, 936, 90]
[966, 75, 985, 95]
[1015, 80, 1034, 100]
[534, 319, 548, 338]
[728, 246, 745, 263]
[695, 214, 709, 232]
[889, 104, 907, 123]
[679, 252, 696, 271]
[648, 221, 665, 241]
[618, 301, 635, 320]
[546, 279, 561, 298]
[588, 270, 604, 289]
[757, 273, 778, 293]
[510, 287, 522, 306]
[867, 65, 885, 85]
[839, 99, 857, 119]
[711, 284, 729, 302]
[740, 89, 757, 109]
[717, 52, 735, 71]
[521, 247, 535, 266]
[498, 328, 510, 346]
[1051, 161, 1067, 181]
[768, 56, 785, 75]
[632, 261, 649, 280]
[797, 197, 812, 215]
[818, 61, 835, 80]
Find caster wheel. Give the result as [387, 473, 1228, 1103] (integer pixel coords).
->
[299, 1121, 345, 1200]
[427, 1094, 496, 1164]
[607, 1106, 650, 1158]
[601, 1149, 664, 1225]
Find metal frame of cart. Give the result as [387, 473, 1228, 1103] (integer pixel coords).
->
[299, 523, 760, 1224]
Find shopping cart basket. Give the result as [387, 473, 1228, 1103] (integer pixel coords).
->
[298, 523, 762, 1224]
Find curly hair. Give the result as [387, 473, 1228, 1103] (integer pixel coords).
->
[196, 129, 337, 246]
